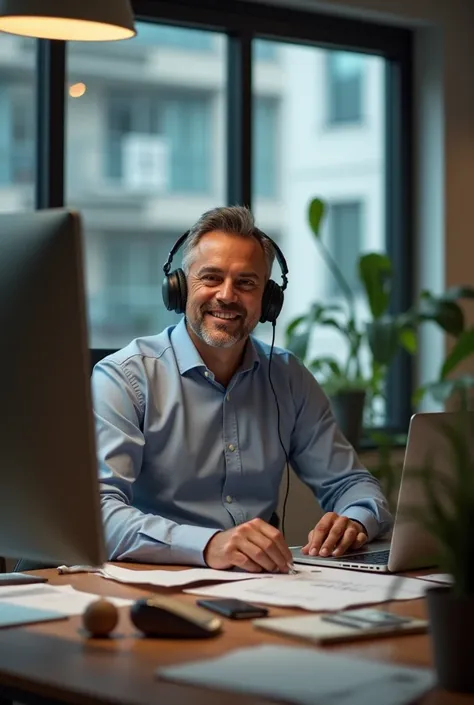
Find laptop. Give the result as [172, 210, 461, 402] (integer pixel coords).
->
[290, 411, 474, 573]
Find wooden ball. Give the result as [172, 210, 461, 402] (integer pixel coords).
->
[82, 598, 119, 637]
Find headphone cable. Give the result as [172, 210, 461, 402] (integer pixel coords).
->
[267, 322, 291, 540]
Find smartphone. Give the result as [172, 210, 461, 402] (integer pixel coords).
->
[196, 598, 269, 619]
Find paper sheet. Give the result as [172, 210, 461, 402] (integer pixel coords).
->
[94, 563, 287, 588]
[185, 566, 428, 611]
[416, 573, 453, 584]
[158, 645, 435, 705]
[0, 583, 132, 616]
[0, 603, 66, 629]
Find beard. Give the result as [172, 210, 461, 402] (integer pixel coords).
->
[187, 304, 255, 348]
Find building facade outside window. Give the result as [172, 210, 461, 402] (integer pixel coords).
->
[327, 50, 366, 124]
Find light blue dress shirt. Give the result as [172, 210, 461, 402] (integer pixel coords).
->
[92, 318, 392, 566]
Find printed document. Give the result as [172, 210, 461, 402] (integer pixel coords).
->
[186, 566, 427, 611]
[158, 644, 435, 705]
[91, 563, 280, 588]
[0, 583, 132, 615]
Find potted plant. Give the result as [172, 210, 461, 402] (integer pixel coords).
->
[405, 409, 474, 692]
[286, 197, 474, 449]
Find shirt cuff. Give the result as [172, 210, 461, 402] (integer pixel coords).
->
[341, 507, 380, 542]
[170, 524, 221, 566]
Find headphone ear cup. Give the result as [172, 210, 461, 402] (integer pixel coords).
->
[162, 268, 187, 313]
[260, 280, 284, 324]
[174, 268, 188, 314]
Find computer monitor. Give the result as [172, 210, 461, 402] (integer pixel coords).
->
[0, 208, 106, 567]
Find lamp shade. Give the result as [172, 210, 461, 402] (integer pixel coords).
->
[0, 0, 136, 41]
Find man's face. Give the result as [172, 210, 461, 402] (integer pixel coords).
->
[185, 231, 267, 349]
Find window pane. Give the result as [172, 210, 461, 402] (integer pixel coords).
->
[253, 97, 279, 198]
[66, 22, 227, 348]
[0, 35, 36, 210]
[327, 51, 366, 124]
[252, 40, 385, 420]
[327, 201, 364, 296]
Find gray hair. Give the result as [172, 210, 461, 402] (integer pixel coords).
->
[181, 206, 275, 279]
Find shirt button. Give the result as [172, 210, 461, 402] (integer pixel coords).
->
[204, 371, 209, 378]
[226, 495, 233, 503]
[226, 394, 230, 401]
[228, 444, 236, 452]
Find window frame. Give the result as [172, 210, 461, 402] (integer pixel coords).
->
[36, 0, 414, 437]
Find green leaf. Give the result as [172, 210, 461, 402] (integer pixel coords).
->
[308, 198, 325, 238]
[412, 384, 428, 406]
[286, 330, 311, 362]
[359, 252, 392, 320]
[366, 318, 400, 366]
[285, 315, 307, 340]
[441, 328, 474, 378]
[308, 357, 342, 378]
[398, 327, 417, 354]
[418, 296, 465, 336]
[442, 286, 474, 302]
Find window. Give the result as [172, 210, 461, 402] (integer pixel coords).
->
[327, 51, 365, 124]
[135, 23, 214, 51]
[55, 4, 410, 431]
[87, 232, 180, 348]
[0, 36, 36, 204]
[327, 201, 364, 296]
[253, 97, 279, 198]
[106, 92, 212, 193]
[254, 40, 278, 61]
[253, 42, 386, 416]
[66, 22, 226, 348]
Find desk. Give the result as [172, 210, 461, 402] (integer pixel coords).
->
[0, 565, 471, 705]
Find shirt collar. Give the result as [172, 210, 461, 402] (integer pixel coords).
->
[171, 318, 260, 377]
[171, 318, 206, 375]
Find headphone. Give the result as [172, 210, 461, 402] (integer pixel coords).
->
[162, 229, 289, 324]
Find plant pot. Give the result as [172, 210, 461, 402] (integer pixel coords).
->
[426, 586, 474, 693]
[329, 389, 366, 451]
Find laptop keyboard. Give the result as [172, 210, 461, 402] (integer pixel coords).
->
[343, 549, 390, 564]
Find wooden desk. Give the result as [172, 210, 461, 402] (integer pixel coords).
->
[0, 565, 471, 705]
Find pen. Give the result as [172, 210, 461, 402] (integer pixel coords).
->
[287, 562, 299, 575]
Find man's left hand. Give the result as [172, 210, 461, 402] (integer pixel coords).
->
[301, 512, 368, 557]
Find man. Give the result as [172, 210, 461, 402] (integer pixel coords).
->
[92, 206, 392, 573]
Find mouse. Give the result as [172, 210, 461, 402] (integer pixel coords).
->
[130, 595, 223, 639]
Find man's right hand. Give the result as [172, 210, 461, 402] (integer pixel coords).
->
[204, 518, 293, 573]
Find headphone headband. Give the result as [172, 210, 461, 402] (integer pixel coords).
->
[163, 230, 190, 276]
[162, 229, 289, 290]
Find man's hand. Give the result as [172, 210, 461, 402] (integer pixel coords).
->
[204, 518, 293, 573]
[301, 512, 368, 558]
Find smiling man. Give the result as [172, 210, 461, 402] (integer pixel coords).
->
[92, 205, 392, 572]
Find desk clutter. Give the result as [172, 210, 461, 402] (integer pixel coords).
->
[58, 562, 430, 611]
[0, 567, 441, 705]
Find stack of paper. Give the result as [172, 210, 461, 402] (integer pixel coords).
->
[158, 645, 435, 705]
[185, 566, 428, 611]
